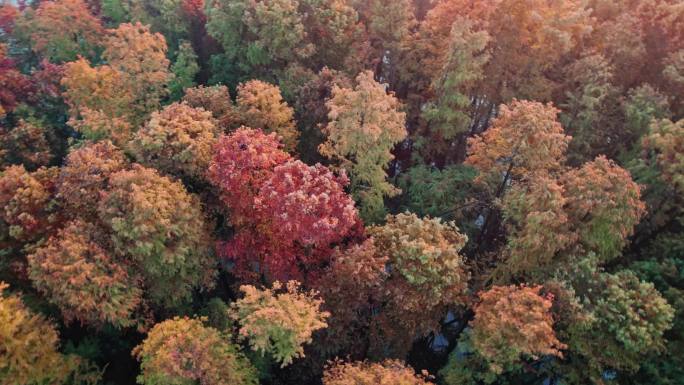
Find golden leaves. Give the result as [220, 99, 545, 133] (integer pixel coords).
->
[236, 80, 299, 152]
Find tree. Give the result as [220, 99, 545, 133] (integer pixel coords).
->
[299, 0, 363, 72]
[562, 270, 675, 380]
[496, 153, 645, 280]
[0, 165, 59, 245]
[464, 100, 573, 256]
[182, 84, 235, 129]
[224, 159, 360, 282]
[61, 57, 135, 146]
[27, 219, 143, 328]
[127, 0, 192, 46]
[594, 272, 673, 355]
[480, 0, 590, 102]
[466, 100, 571, 188]
[56, 141, 129, 219]
[0, 118, 53, 170]
[559, 54, 618, 164]
[500, 174, 576, 279]
[241, 0, 315, 65]
[313, 239, 388, 357]
[129, 102, 220, 180]
[355, 0, 416, 83]
[133, 316, 258, 385]
[15, 0, 103, 63]
[205, 0, 315, 83]
[622, 84, 672, 149]
[625, 257, 684, 385]
[643, 118, 684, 192]
[207, 127, 291, 226]
[0, 3, 18, 35]
[397, 164, 478, 220]
[103, 22, 172, 125]
[5, 1, 684, 383]
[400, 0, 590, 105]
[231, 280, 329, 367]
[397, 0, 495, 102]
[422, 18, 489, 142]
[98, 164, 216, 308]
[0, 282, 97, 385]
[321, 71, 407, 223]
[0, 44, 33, 115]
[371, 213, 468, 308]
[368, 212, 469, 356]
[323, 359, 434, 385]
[664, 49, 684, 114]
[470, 285, 566, 374]
[236, 80, 299, 151]
[168, 40, 199, 100]
[204, 0, 251, 85]
[294, 67, 352, 162]
[255, 160, 358, 255]
[561, 156, 646, 263]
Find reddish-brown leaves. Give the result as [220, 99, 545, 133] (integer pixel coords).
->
[27, 219, 143, 328]
[208, 127, 291, 225]
[471, 285, 566, 373]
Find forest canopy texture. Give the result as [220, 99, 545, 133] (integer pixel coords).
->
[0, 0, 683, 384]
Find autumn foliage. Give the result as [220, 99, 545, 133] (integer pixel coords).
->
[129, 102, 220, 180]
[208, 127, 291, 224]
[369, 213, 469, 355]
[0, 118, 53, 170]
[323, 359, 434, 385]
[231, 281, 329, 367]
[16, 0, 103, 63]
[0, 281, 68, 384]
[0, 165, 59, 244]
[98, 165, 215, 308]
[643, 118, 684, 191]
[321, 71, 407, 222]
[314, 239, 388, 355]
[183, 84, 235, 128]
[61, 57, 135, 146]
[27, 219, 142, 328]
[2, 1, 683, 384]
[561, 156, 646, 262]
[103, 22, 171, 125]
[252, 160, 358, 259]
[56, 141, 128, 218]
[0, 44, 32, 115]
[466, 100, 570, 185]
[0, 282, 98, 384]
[236, 80, 299, 151]
[210, 128, 360, 282]
[133, 316, 258, 385]
[471, 285, 566, 373]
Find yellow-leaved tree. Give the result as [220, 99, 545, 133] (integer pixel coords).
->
[321, 70, 407, 223]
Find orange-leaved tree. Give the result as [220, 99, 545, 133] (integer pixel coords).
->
[27, 219, 143, 328]
[470, 285, 566, 374]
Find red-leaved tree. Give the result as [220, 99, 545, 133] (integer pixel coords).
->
[223, 159, 361, 282]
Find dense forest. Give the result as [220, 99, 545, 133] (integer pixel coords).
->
[1, 0, 683, 384]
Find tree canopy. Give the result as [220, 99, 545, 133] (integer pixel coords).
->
[0, 1, 682, 384]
